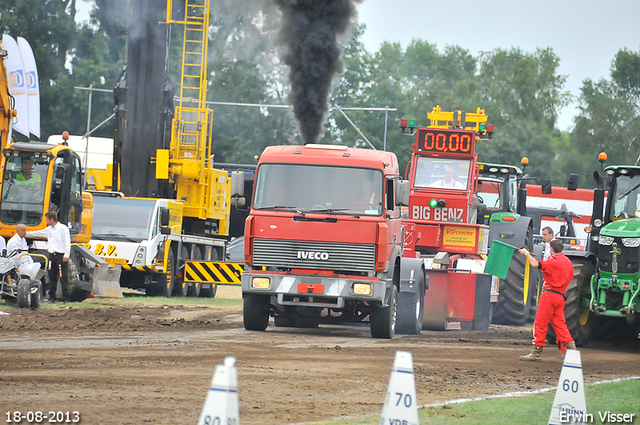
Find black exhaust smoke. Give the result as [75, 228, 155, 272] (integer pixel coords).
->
[274, 0, 362, 144]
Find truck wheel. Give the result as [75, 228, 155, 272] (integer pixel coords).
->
[396, 271, 425, 335]
[161, 247, 176, 298]
[175, 246, 190, 297]
[68, 255, 92, 302]
[548, 258, 595, 346]
[370, 285, 397, 339]
[17, 278, 31, 308]
[243, 293, 270, 331]
[30, 281, 43, 309]
[527, 273, 542, 323]
[188, 246, 202, 297]
[492, 227, 533, 326]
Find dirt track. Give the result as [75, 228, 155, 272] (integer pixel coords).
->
[1, 288, 639, 425]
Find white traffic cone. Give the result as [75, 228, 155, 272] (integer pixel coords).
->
[380, 350, 419, 425]
[548, 349, 588, 424]
[197, 356, 240, 425]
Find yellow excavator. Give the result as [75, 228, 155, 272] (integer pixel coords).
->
[0, 40, 121, 301]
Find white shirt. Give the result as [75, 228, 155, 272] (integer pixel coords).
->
[543, 242, 551, 260]
[26, 222, 71, 257]
[7, 233, 28, 254]
[7, 233, 32, 263]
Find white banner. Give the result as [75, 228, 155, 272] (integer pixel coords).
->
[17, 37, 40, 139]
[1, 34, 29, 138]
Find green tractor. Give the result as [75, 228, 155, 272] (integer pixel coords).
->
[560, 163, 640, 345]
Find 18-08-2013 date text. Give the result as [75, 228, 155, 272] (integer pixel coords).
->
[6, 411, 80, 423]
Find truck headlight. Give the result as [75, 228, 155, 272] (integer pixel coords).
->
[353, 283, 371, 295]
[598, 236, 614, 246]
[251, 277, 270, 289]
[621, 237, 640, 248]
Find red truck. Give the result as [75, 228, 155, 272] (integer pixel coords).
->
[241, 144, 426, 338]
[400, 107, 497, 331]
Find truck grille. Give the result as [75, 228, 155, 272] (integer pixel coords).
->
[252, 239, 376, 272]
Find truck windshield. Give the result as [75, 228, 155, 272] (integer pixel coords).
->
[92, 197, 157, 241]
[0, 154, 50, 226]
[253, 164, 384, 216]
[413, 157, 470, 190]
[612, 175, 640, 219]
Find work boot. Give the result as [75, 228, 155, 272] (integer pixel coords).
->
[519, 345, 543, 362]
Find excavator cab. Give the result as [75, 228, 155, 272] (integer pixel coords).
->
[0, 142, 90, 243]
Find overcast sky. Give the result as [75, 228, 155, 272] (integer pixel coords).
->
[356, 0, 640, 130]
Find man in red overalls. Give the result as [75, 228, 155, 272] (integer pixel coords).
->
[518, 239, 576, 361]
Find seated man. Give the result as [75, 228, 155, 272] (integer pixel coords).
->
[16, 158, 42, 193]
[429, 166, 465, 189]
[348, 179, 381, 213]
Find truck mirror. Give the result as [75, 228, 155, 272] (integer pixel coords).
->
[231, 170, 245, 198]
[160, 226, 171, 235]
[231, 196, 246, 208]
[541, 178, 552, 195]
[394, 180, 409, 207]
[567, 173, 579, 191]
[160, 207, 170, 227]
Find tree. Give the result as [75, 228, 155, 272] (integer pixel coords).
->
[570, 47, 640, 179]
[0, 0, 77, 140]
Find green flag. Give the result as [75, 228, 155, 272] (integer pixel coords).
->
[483, 240, 517, 279]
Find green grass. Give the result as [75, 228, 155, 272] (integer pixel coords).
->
[313, 379, 640, 425]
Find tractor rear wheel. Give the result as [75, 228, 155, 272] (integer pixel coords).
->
[548, 258, 595, 346]
[492, 227, 533, 326]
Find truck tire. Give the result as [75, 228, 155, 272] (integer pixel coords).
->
[396, 271, 425, 335]
[17, 278, 31, 308]
[491, 227, 533, 326]
[161, 247, 176, 298]
[370, 285, 397, 339]
[548, 258, 595, 347]
[30, 281, 43, 309]
[243, 293, 270, 331]
[175, 246, 190, 297]
[527, 273, 542, 323]
[68, 256, 91, 302]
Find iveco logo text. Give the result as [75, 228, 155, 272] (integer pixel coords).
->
[297, 251, 330, 260]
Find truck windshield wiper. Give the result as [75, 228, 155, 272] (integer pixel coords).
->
[306, 207, 350, 214]
[254, 206, 305, 214]
[92, 233, 138, 243]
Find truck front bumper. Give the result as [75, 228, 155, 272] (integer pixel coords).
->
[241, 271, 388, 308]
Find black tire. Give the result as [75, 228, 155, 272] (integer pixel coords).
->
[549, 258, 595, 347]
[492, 227, 533, 326]
[199, 248, 219, 298]
[17, 278, 31, 308]
[370, 285, 398, 339]
[243, 293, 270, 331]
[527, 273, 542, 323]
[175, 245, 190, 297]
[68, 255, 91, 302]
[30, 281, 43, 309]
[161, 247, 176, 298]
[187, 246, 202, 297]
[396, 271, 425, 335]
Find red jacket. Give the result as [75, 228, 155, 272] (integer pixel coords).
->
[538, 252, 574, 294]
